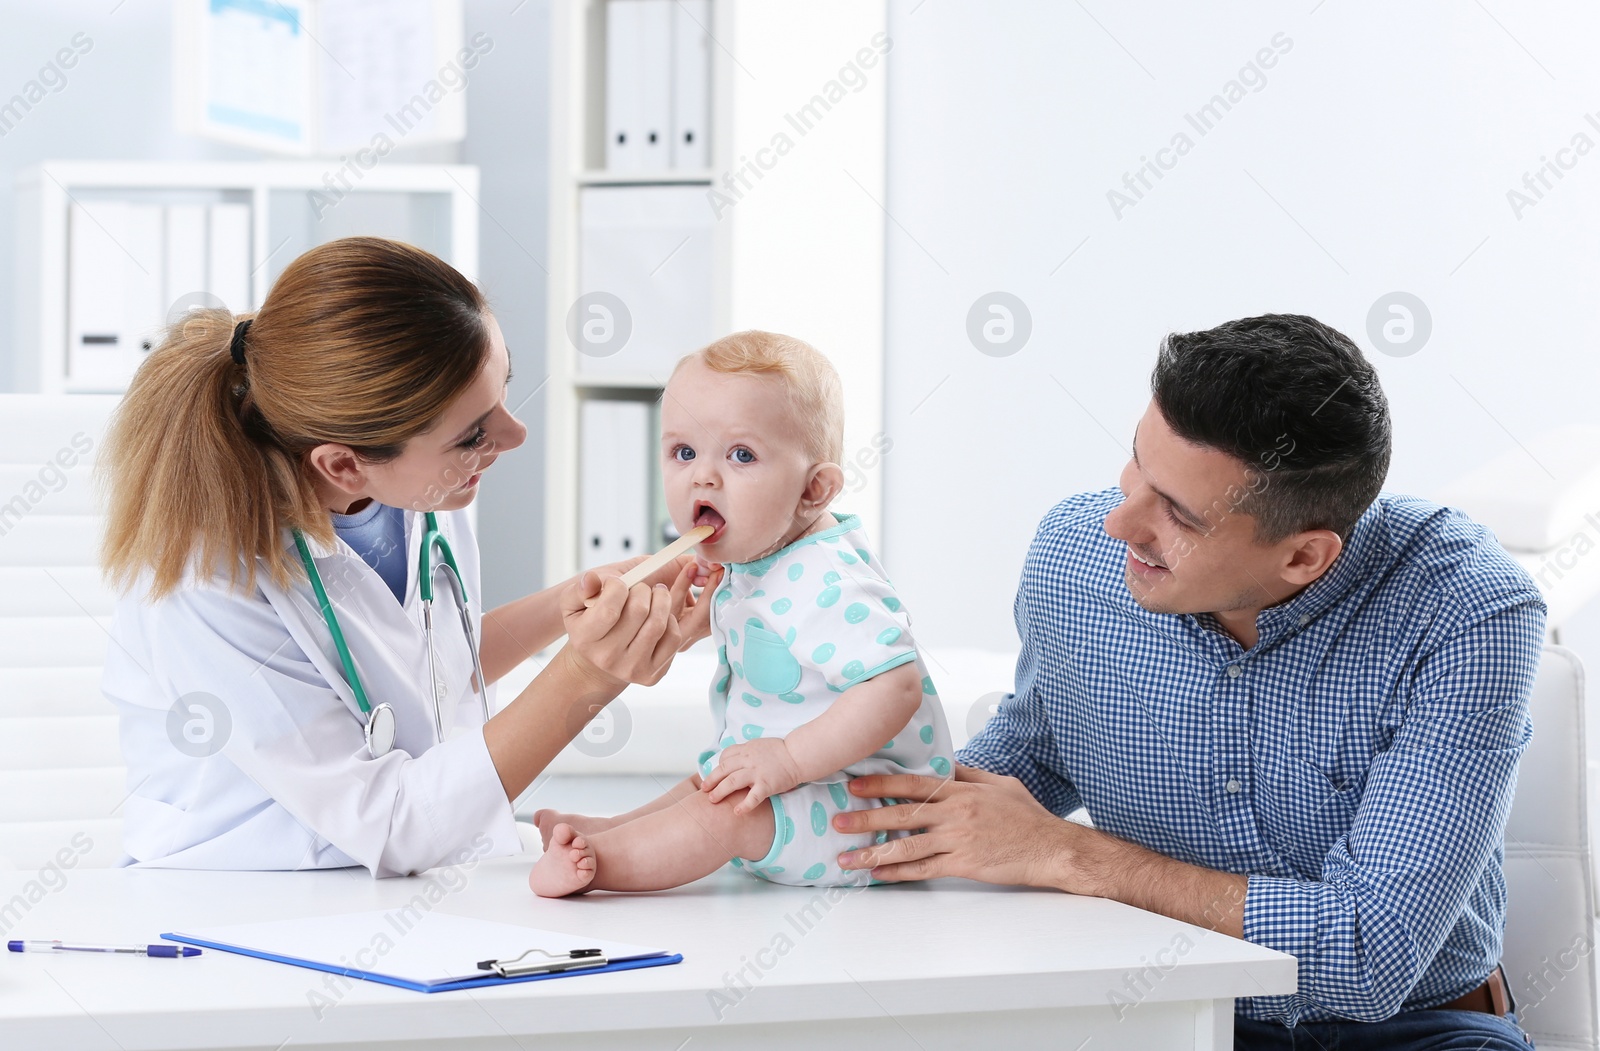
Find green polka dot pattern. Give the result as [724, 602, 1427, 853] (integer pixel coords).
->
[700, 513, 953, 889]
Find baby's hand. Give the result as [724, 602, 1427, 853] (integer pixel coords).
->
[701, 738, 802, 813]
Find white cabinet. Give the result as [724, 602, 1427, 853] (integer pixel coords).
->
[12, 161, 480, 394]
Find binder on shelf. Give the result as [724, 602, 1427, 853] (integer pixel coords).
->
[208, 202, 252, 316]
[670, 0, 710, 169]
[67, 200, 164, 392]
[603, 0, 640, 170]
[605, 0, 672, 172]
[633, 0, 672, 171]
[162, 910, 681, 993]
[163, 204, 209, 310]
[579, 399, 652, 566]
[577, 184, 713, 377]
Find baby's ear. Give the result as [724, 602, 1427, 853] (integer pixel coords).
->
[801, 462, 845, 512]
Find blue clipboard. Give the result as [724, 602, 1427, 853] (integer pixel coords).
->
[161, 911, 683, 993]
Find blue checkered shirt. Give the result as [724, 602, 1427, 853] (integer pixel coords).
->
[959, 488, 1546, 1025]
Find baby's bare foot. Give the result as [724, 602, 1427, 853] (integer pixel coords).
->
[533, 809, 616, 849]
[529, 823, 598, 898]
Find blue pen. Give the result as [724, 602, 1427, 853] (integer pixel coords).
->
[9, 940, 201, 959]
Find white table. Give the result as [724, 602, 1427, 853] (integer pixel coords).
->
[0, 849, 1296, 1050]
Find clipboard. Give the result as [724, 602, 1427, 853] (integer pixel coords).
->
[162, 911, 682, 993]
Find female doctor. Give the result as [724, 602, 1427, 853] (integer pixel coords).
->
[98, 237, 715, 877]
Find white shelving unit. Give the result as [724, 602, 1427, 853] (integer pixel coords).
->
[543, 0, 890, 583]
[12, 161, 480, 393]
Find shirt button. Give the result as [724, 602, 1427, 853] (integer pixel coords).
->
[1225, 778, 1242, 794]
[1226, 665, 1243, 679]
[1298, 614, 1312, 627]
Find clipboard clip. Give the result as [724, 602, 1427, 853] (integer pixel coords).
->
[476, 947, 608, 978]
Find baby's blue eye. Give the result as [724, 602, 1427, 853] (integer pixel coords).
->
[731, 447, 755, 464]
[673, 446, 696, 462]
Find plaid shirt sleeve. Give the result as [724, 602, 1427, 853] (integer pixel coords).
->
[1241, 595, 1544, 1022]
[957, 566, 1084, 817]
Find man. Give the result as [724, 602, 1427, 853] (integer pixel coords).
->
[838, 315, 1544, 1048]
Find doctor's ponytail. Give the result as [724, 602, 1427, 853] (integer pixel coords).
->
[99, 237, 491, 599]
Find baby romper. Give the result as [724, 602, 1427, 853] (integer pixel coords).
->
[696, 512, 955, 887]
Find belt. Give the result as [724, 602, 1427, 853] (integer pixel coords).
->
[1433, 965, 1509, 1017]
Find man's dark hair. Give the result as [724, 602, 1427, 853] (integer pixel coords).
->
[1151, 313, 1391, 544]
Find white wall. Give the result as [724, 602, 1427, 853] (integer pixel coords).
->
[879, 0, 1600, 655]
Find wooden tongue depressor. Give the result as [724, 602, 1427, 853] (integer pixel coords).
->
[582, 524, 715, 607]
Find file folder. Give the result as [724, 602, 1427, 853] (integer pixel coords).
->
[604, 0, 641, 170]
[580, 399, 652, 565]
[162, 910, 682, 993]
[208, 202, 253, 314]
[605, 0, 672, 172]
[670, 0, 710, 169]
[163, 204, 209, 310]
[67, 200, 165, 392]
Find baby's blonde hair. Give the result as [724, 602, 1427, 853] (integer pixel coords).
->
[673, 330, 844, 463]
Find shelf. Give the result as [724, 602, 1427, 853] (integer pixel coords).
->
[544, 0, 888, 585]
[573, 374, 669, 392]
[576, 169, 715, 186]
[12, 161, 479, 395]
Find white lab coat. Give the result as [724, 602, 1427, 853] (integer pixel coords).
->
[103, 507, 522, 877]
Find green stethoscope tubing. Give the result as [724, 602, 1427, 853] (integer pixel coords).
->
[293, 510, 490, 758]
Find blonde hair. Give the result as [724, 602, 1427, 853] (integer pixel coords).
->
[674, 330, 843, 463]
[99, 236, 492, 600]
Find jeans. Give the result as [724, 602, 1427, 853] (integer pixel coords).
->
[1234, 1009, 1533, 1050]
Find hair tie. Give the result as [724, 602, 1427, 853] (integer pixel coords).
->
[230, 319, 253, 366]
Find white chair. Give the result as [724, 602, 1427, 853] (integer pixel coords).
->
[0, 395, 125, 868]
[1503, 644, 1600, 1050]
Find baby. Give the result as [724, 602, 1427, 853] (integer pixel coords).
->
[530, 330, 954, 896]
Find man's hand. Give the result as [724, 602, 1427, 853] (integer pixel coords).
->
[701, 738, 803, 813]
[833, 764, 1077, 887]
[838, 763, 1250, 937]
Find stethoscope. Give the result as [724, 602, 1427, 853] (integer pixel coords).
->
[292, 511, 491, 759]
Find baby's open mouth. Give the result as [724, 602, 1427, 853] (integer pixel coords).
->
[693, 500, 727, 543]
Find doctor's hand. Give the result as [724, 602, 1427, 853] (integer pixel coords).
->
[560, 564, 695, 688]
[673, 561, 722, 651]
[832, 764, 1075, 888]
[589, 555, 721, 652]
[593, 552, 695, 590]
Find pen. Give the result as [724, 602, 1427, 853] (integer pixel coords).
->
[8, 940, 201, 958]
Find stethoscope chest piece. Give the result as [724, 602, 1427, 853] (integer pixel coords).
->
[364, 702, 397, 758]
[294, 511, 489, 763]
